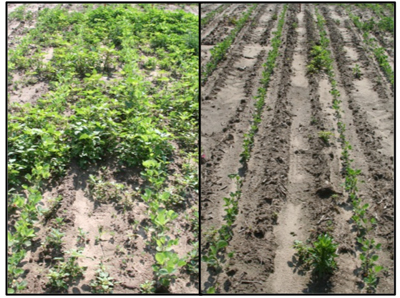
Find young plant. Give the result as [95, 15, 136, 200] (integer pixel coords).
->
[90, 263, 117, 294]
[153, 251, 186, 288]
[155, 235, 179, 252]
[186, 241, 199, 274]
[353, 64, 362, 79]
[150, 209, 178, 234]
[318, 131, 333, 145]
[7, 250, 28, 294]
[201, 239, 228, 269]
[293, 240, 311, 265]
[140, 280, 155, 294]
[307, 45, 332, 74]
[47, 249, 86, 291]
[358, 237, 383, 293]
[77, 228, 89, 245]
[293, 234, 339, 279]
[223, 196, 239, 226]
[42, 228, 65, 250]
[344, 167, 361, 194]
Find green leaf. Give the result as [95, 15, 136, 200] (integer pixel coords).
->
[143, 159, 158, 168]
[168, 210, 178, 220]
[8, 232, 15, 246]
[79, 133, 90, 140]
[372, 255, 379, 262]
[216, 240, 228, 250]
[206, 287, 216, 294]
[201, 256, 209, 263]
[160, 192, 170, 201]
[158, 268, 169, 276]
[155, 252, 166, 265]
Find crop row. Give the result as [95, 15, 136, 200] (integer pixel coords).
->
[201, 4, 229, 29]
[201, 5, 288, 293]
[201, 4, 257, 85]
[201, 174, 241, 293]
[240, 5, 287, 163]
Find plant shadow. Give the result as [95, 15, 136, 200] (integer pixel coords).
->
[287, 255, 307, 276]
[302, 275, 333, 294]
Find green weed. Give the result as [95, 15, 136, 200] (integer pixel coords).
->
[318, 131, 333, 144]
[353, 64, 362, 79]
[294, 234, 339, 278]
[47, 249, 86, 291]
[140, 280, 155, 293]
[90, 263, 117, 294]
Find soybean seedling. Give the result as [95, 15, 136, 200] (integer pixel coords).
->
[140, 280, 155, 293]
[353, 64, 362, 79]
[293, 234, 339, 279]
[318, 131, 334, 145]
[90, 263, 117, 294]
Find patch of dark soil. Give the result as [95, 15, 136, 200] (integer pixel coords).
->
[260, 5, 279, 45]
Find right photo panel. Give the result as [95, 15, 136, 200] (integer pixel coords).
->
[200, 3, 394, 294]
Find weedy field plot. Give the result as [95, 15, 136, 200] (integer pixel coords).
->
[200, 3, 393, 294]
[7, 3, 198, 294]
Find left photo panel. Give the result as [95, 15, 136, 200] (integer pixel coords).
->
[7, 3, 199, 294]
